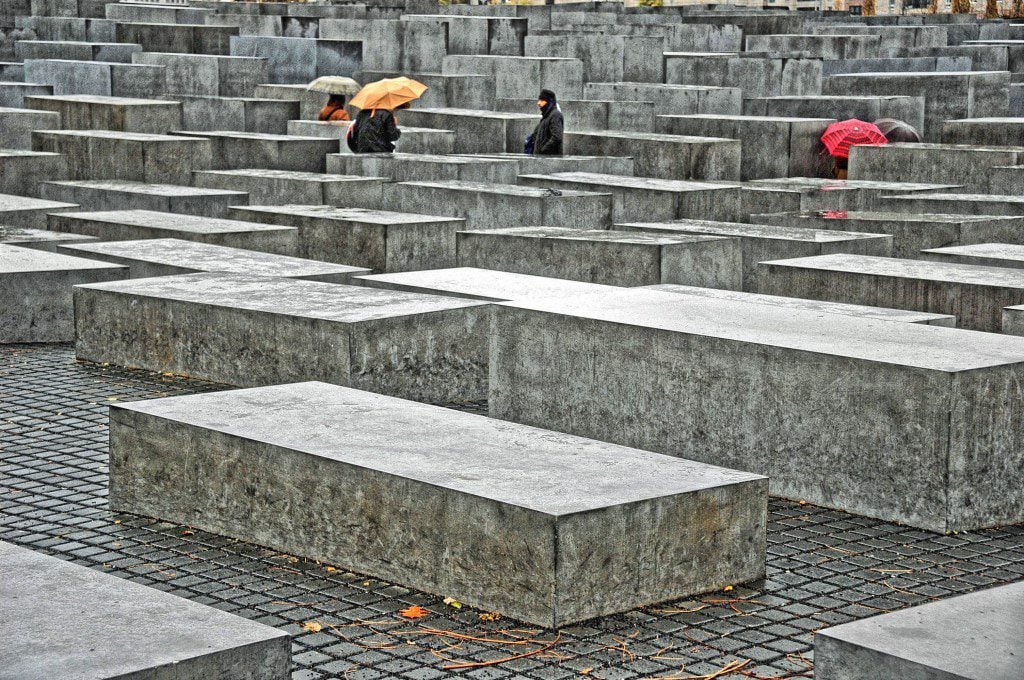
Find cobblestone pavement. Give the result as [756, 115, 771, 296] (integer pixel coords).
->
[2, 344, 1022, 680]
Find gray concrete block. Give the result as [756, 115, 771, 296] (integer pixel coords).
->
[132, 52, 268, 97]
[393, 180, 613, 231]
[23, 58, 165, 97]
[59, 237, 369, 282]
[490, 286, 1024, 532]
[0, 106, 60, 150]
[359, 69, 496, 111]
[105, 2, 215, 24]
[745, 33, 880, 60]
[942, 116, 1024, 147]
[0, 149, 67, 197]
[518, 172, 741, 223]
[456, 226, 741, 289]
[922, 243, 1024, 271]
[352, 266, 620, 301]
[848, 142, 1024, 191]
[194, 169, 383, 208]
[565, 131, 740, 181]
[1, 243, 126, 342]
[24, 93, 182, 132]
[48, 209, 297, 255]
[0, 192, 77, 228]
[879, 192, 1024, 218]
[459, 152, 635, 177]
[442, 54, 583, 100]
[759, 252, 1024, 332]
[741, 95, 925, 143]
[289, 119, 455, 155]
[619, 218, 892, 293]
[14, 39, 141, 62]
[33, 129, 211, 185]
[396, 107, 535, 155]
[665, 53, 822, 99]
[583, 81, 741, 116]
[107, 381, 767, 627]
[229, 35, 361, 84]
[1004, 304, 1024, 335]
[990, 164, 1024, 195]
[75, 274, 489, 402]
[167, 129, 336, 173]
[813, 24, 948, 56]
[173, 94, 296, 134]
[0, 82, 53, 108]
[229, 204, 462, 272]
[815, 581, 1023, 680]
[326, 153, 520, 185]
[40, 179, 247, 218]
[496, 96, 656, 133]
[753, 210, 1024, 259]
[524, 34, 664, 83]
[254, 82, 324, 119]
[745, 177, 965, 213]
[0, 225, 96, 253]
[2, 540, 290, 677]
[115, 22, 238, 56]
[402, 14, 527, 56]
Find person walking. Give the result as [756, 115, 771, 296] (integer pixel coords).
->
[350, 105, 402, 154]
[529, 88, 563, 156]
[318, 94, 350, 122]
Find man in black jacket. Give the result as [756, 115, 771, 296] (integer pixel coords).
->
[350, 107, 402, 154]
[531, 88, 563, 156]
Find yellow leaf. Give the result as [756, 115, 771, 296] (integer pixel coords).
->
[723, 585, 734, 592]
[326, 566, 337, 573]
[301, 621, 323, 633]
[479, 611, 502, 622]
[106, 397, 118, 401]
[443, 597, 463, 609]
[113, 520, 121, 525]
[362, 581, 370, 586]
[580, 669, 594, 676]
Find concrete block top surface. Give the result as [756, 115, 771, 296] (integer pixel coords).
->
[112, 381, 765, 515]
[862, 141, 1024, 153]
[521, 172, 734, 192]
[49, 180, 246, 198]
[924, 243, 1024, 262]
[60, 210, 291, 234]
[764, 253, 1024, 288]
[0, 243, 126, 274]
[889, 192, 1024, 205]
[400, 180, 608, 198]
[0, 193, 77, 212]
[748, 177, 961, 192]
[464, 226, 728, 247]
[665, 114, 836, 124]
[404, 107, 537, 120]
[60, 238, 371, 278]
[816, 581, 1024, 680]
[26, 94, 175, 106]
[642, 283, 955, 325]
[236, 205, 462, 225]
[353, 267, 621, 302]
[38, 129, 207, 142]
[200, 169, 385, 183]
[0, 149, 61, 160]
[176, 130, 335, 142]
[621, 219, 887, 244]
[0, 541, 289, 680]
[765, 210, 1021, 224]
[829, 70, 1007, 77]
[78, 272, 488, 322]
[571, 130, 735, 144]
[946, 116, 1024, 124]
[497, 287, 1024, 372]
[0, 226, 97, 247]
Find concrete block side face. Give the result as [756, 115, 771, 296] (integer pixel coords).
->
[1004, 308, 1024, 336]
[2, 267, 123, 343]
[813, 632, 965, 680]
[489, 307, 955, 531]
[554, 485, 767, 626]
[108, 413, 558, 626]
[379, 220, 460, 273]
[947, 365, 1024, 531]
[661, 237, 742, 291]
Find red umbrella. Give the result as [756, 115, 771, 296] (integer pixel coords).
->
[821, 119, 888, 159]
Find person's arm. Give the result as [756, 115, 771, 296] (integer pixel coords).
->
[538, 113, 563, 154]
[387, 111, 401, 141]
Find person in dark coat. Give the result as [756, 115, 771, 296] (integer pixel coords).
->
[351, 106, 402, 154]
[530, 88, 563, 156]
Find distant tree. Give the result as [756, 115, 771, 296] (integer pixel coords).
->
[1011, 0, 1024, 17]
[862, 0, 876, 14]
[928, 0, 940, 12]
[985, 0, 1000, 16]
[952, 0, 973, 12]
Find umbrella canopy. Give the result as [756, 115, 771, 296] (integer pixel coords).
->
[349, 77, 428, 111]
[874, 118, 922, 144]
[821, 119, 888, 159]
[307, 76, 361, 95]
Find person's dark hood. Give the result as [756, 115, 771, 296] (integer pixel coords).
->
[539, 89, 557, 116]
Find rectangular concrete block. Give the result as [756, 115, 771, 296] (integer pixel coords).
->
[194, 169, 383, 208]
[759, 253, 1024, 332]
[107, 381, 767, 628]
[290, 119, 455, 155]
[397, 107, 534, 155]
[174, 94, 297, 134]
[254, 83, 325, 120]
[352, 267, 621, 301]
[0, 82, 54, 108]
[879, 192, 1024, 218]
[229, 204, 462, 272]
[0, 149, 67, 197]
[326, 153, 520, 185]
[14, 39, 141, 63]
[565, 131, 740, 181]
[40, 179, 248, 218]
[24, 93, 182, 132]
[24, 58, 165, 98]
[0, 225, 96, 253]
[0, 193, 78, 228]
[664, 52, 822, 99]
[1, 243, 126, 342]
[229, 35, 361, 84]
[620, 219, 892, 293]
[132, 52, 268, 98]
[115, 21, 238, 56]
[990, 164, 1024, 195]
[0, 106, 61, 150]
[583, 81, 741, 116]
[941, 116, 1024, 147]
[742, 95, 925, 138]
[442, 54, 583, 100]
[48, 209, 298, 255]
[490, 287, 1024, 532]
[815, 582, 1023, 680]
[459, 152, 636, 177]
[0, 541, 291, 680]
[457, 226, 741, 289]
[75, 274, 489, 402]
[922, 243, 1024, 271]
[745, 178, 963, 212]
[170, 130, 337, 173]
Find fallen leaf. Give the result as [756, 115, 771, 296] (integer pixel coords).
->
[181, 530, 194, 536]
[113, 520, 121, 525]
[326, 566, 337, 573]
[301, 621, 323, 633]
[723, 585, 734, 592]
[106, 397, 118, 401]
[443, 597, 463, 609]
[580, 669, 593, 676]
[362, 581, 371, 586]
[479, 611, 502, 622]
[399, 605, 430, 619]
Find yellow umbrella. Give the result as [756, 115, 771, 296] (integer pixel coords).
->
[348, 77, 428, 111]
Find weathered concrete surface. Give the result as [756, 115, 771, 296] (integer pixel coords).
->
[1003, 304, 1024, 336]
[49, 209, 298, 255]
[583, 81, 741, 116]
[848, 142, 1023, 191]
[169, 130, 337, 173]
[40, 179, 248, 218]
[644, 284, 956, 326]
[108, 382, 767, 628]
[745, 33, 880, 60]
[664, 52, 822, 99]
[32, 130, 211, 185]
[0, 193, 77, 228]
[565, 130, 741, 181]
[393, 181, 613, 231]
[0, 106, 61, 151]
[745, 178, 963, 212]
[941, 116, 1024, 147]
[753, 211, 1024, 259]
[132, 52, 268, 97]
[327, 153, 520, 185]
[990, 165, 1024, 195]
[922, 243, 1024, 271]
[620, 219, 892, 293]
[489, 287, 1024, 532]
[442, 54, 583, 100]
[759, 253, 1024, 332]
[0, 149, 67, 197]
[0, 541, 291, 680]
[14, 39, 140, 62]
[229, 36, 361, 83]
[176, 95, 297, 134]
[0, 82, 54, 108]
[293, 120, 456, 155]
[815, 581, 1024, 680]
[194, 169, 383, 208]
[741, 95, 925, 138]
[0, 225, 96, 252]
[116, 21, 238, 56]
[23, 58, 165, 98]
[59, 238, 370, 282]
[254, 83, 324, 120]
[396, 108, 535, 155]
[879, 192, 1024, 218]
[75, 273, 489, 402]
[457, 227, 741, 289]
[1, 243, 126, 342]
[518, 172, 740, 223]
[229, 204, 462, 272]
[353, 267, 621, 302]
[24, 93, 182, 132]
[459, 153, 636, 177]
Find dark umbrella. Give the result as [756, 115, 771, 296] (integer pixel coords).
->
[874, 118, 922, 144]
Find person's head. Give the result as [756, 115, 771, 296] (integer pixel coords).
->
[538, 89, 556, 110]
[328, 94, 345, 106]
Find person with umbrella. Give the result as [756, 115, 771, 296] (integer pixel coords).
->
[348, 77, 427, 154]
[307, 76, 361, 123]
[820, 119, 888, 179]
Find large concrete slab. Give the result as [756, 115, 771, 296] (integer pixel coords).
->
[49, 209, 297, 255]
[880, 192, 1024, 218]
[175, 95, 298, 134]
[745, 178, 964, 212]
[24, 93, 182, 132]
[490, 287, 1024, 532]
[0, 106, 62, 150]
[327, 153, 520, 185]
[14, 39, 141, 63]
[582, 81, 741, 116]
[194, 169, 383, 208]
[132, 52, 268, 97]
[0, 225, 96, 253]
[459, 152, 636, 177]
[619, 219, 892, 293]
[759, 253, 1024, 332]
[352, 267, 621, 302]
[922, 242, 1024, 270]
[396, 107, 536, 155]
[0, 541, 291, 680]
[742, 95, 925, 138]
[40, 179, 247, 218]
[59, 238, 370, 282]
[942, 116, 1024, 147]
[108, 381, 767, 628]
[229, 204, 462, 272]
[815, 581, 1024, 680]
[1, 243, 126, 342]
[169, 130, 337, 173]
[23, 58, 165, 98]
[229, 36, 361, 84]
[75, 273, 489, 402]
[457, 226, 741, 289]
[565, 130, 741, 181]
[848, 142, 1024, 191]
[0, 149, 67, 198]
[292, 120, 455, 155]
[0, 193, 78, 228]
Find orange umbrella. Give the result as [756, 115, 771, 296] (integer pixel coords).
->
[348, 77, 428, 111]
